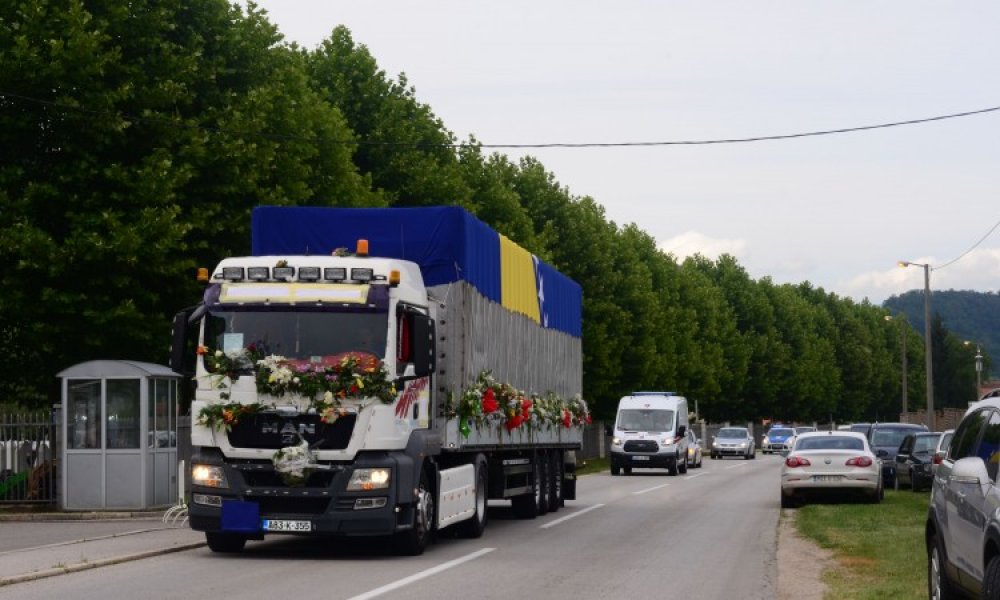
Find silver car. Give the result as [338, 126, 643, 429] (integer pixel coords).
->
[710, 427, 755, 460]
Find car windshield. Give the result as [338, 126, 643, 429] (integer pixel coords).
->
[871, 428, 918, 448]
[618, 409, 674, 432]
[717, 428, 747, 438]
[913, 434, 941, 454]
[796, 436, 864, 451]
[204, 309, 389, 363]
[795, 427, 816, 434]
[769, 428, 794, 438]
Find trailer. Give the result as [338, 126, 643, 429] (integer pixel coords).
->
[172, 206, 587, 554]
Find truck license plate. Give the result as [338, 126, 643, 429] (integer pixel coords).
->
[632, 455, 650, 461]
[262, 519, 312, 532]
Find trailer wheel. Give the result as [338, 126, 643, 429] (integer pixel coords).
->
[205, 532, 246, 554]
[395, 468, 435, 555]
[548, 451, 563, 512]
[512, 453, 547, 519]
[456, 455, 488, 538]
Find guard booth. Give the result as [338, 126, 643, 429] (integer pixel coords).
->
[58, 361, 180, 510]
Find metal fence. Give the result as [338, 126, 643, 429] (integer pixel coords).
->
[0, 411, 57, 504]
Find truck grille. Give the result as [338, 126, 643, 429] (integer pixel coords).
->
[226, 413, 356, 450]
[624, 440, 659, 453]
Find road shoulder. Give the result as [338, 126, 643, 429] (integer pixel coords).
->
[777, 509, 833, 600]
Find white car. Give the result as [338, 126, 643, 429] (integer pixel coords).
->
[779, 431, 883, 508]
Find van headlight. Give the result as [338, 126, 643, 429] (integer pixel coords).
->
[347, 468, 391, 491]
[191, 464, 228, 489]
[612, 437, 622, 447]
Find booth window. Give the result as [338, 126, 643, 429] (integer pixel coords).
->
[68, 379, 101, 449]
[149, 379, 177, 448]
[106, 379, 140, 449]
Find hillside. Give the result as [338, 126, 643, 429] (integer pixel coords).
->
[883, 289, 999, 376]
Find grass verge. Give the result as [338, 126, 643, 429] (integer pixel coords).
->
[793, 489, 928, 599]
[576, 457, 608, 476]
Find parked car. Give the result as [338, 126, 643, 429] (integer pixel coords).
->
[780, 431, 882, 508]
[762, 426, 795, 454]
[686, 429, 703, 468]
[795, 426, 818, 435]
[868, 422, 929, 487]
[926, 399, 1000, 599]
[711, 427, 755, 459]
[893, 431, 942, 491]
[931, 429, 954, 475]
[849, 422, 872, 438]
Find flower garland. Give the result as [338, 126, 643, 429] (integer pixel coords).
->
[197, 348, 396, 429]
[445, 371, 591, 438]
[196, 402, 269, 432]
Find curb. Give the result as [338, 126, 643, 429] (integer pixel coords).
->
[0, 511, 166, 522]
[0, 541, 207, 588]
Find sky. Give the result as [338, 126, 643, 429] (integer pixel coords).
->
[242, 1, 1000, 305]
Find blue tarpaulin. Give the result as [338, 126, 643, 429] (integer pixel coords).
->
[251, 206, 581, 338]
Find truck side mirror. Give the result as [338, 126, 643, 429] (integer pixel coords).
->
[411, 314, 435, 377]
[170, 307, 200, 377]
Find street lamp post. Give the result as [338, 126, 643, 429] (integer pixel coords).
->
[885, 315, 908, 419]
[965, 341, 984, 402]
[898, 261, 934, 430]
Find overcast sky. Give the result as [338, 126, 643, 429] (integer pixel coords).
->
[243, 1, 1000, 305]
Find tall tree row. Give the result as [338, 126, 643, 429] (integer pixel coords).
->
[2, 0, 967, 422]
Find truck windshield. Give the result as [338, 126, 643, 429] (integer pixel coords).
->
[618, 409, 674, 432]
[204, 309, 389, 362]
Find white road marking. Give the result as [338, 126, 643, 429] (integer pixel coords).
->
[683, 472, 707, 480]
[631, 483, 671, 495]
[346, 548, 496, 600]
[540, 503, 606, 529]
[725, 462, 749, 470]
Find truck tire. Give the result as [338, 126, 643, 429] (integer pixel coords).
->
[610, 464, 621, 476]
[512, 454, 548, 519]
[395, 468, 435, 555]
[456, 455, 488, 538]
[678, 452, 688, 474]
[548, 451, 563, 511]
[667, 459, 678, 476]
[205, 532, 246, 553]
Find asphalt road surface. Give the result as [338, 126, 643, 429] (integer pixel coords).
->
[4, 454, 782, 600]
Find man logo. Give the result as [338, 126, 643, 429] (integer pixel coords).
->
[261, 421, 316, 445]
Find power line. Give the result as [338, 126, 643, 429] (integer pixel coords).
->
[935, 218, 1000, 271]
[2, 89, 999, 148]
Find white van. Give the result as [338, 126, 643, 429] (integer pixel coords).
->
[609, 392, 689, 476]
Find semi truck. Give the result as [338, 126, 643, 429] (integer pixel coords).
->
[170, 206, 587, 555]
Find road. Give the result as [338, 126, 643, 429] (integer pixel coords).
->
[4, 454, 781, 600]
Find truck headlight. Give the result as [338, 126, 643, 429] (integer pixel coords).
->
[612, 437, 622, 447]
[347, 468, 391, 491]
[192, 464, 228, 489]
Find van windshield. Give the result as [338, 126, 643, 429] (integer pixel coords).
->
[618, 409, 675, 432]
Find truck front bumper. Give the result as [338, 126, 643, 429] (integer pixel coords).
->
[610, 451, 678, 469]
[188, 453, 415, 538]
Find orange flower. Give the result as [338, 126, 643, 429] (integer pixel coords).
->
[196, 346, 208, 355]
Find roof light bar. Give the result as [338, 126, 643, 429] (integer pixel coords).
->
[273, 266, 295, 280]
[325, 267, 347, 282]
[247, 266, 270, 281]
[298, 266, 321, 281]
[351, 268, 374, 282]
[221, 267, 245, 281]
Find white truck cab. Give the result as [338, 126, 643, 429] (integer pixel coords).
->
[609, 392, 689, 476]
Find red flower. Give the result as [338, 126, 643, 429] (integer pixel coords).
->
[482, 388, 499, 414]
[562, 410, 572, 428]
[506, 413, 524, 431]
[520, 397, 532, 411]
[585, 414, 592, 425]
